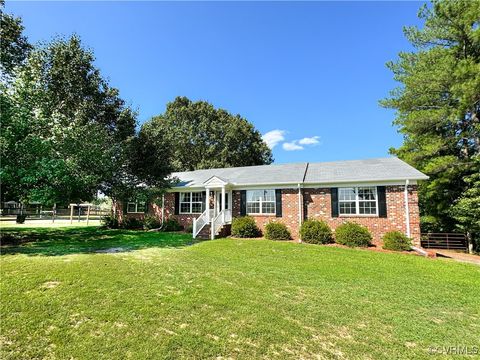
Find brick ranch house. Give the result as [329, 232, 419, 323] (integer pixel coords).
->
[117, 157, 428, 246]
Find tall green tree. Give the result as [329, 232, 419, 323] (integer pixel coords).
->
[0, 0, 31, 76]
[0, 35, 139, 206]
[382, 0, 480, 234]
[142, 96, 273, 172]
[451, 155, 480, 251]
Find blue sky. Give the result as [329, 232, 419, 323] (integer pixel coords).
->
[6, 1, 423, 164]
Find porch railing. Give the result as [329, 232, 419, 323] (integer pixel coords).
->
[193, 209, 232, 239]
[210, 209, 232, 240]
[192, 209, 213, 238]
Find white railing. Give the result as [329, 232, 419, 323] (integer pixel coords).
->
[224, 209, 232, 223]
[211, 212, 222, 240]
[210, 209, 232, 240]
[193, 209, 214, 238]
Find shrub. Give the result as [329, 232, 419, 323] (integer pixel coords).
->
[162, 218, 182, 232]
[122, 217, 144, 230]
[382, 231, 412, 251]
[184, 224, 193, 234]
[231, 216, 260, 238]
[101, 214, 119, 229]
[16, 214, 26, 224]
[144, 215, 161, 230]
[335, 222, 372, 247]
[265, 222, 291, 240]
[0, 232, 19, 245]
[300, 219, 333, 244]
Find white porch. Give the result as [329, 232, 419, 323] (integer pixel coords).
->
[192, 176, 232, 239]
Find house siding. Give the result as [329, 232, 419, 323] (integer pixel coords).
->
[119, 185, 421, 246]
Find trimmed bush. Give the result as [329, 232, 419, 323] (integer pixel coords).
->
[300, 219, 333, 244]
[0, 232, 19, 245]
[122, 217, 144, 230]
[144, 215, 161, 230]
[101, 214, 119, 229]
[231, 216, 260, 238]
[335, 222, 372, 247]
[162, 218, 182, 232]
[16, 214, 26, 224]
[382, 231, 412, 251]
[265, 222, 291, 240]
[184, 225, 193, 234]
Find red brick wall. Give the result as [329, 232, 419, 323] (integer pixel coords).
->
[232, 189, 301, 239]
[303, 186, 420, 246]
[115, 202, 162, 225]
[160, 192, 215, 229]
[119, 185, 421, 246]
[118, 192, 215, 229]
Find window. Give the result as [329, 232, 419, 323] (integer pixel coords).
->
[180, 192, 204, 214]
[246, 190, 276, 215]
[127, 201, 146, 213]
[338, 187, 377, 215]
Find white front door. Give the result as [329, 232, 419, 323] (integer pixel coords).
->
[215, 191, 230, 216]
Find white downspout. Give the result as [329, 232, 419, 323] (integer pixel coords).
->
[298, 183, 302, 243]
[404, 179, 411, 238]
[404, 180, 427, 256]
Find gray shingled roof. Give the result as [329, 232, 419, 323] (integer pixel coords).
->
[171, 157, 428, 188]
[171, 162, 308, 188]
[304, 157, 428, 184]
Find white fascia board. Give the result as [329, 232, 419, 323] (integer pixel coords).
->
[231, 179, 419, 190]
[167, 187, 205, 192]
[168, 179, 420, 192]
[301, 179, 419, 188]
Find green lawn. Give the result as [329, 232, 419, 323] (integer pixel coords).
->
[1, 227, 479, 359]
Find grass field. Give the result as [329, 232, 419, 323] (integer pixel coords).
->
[1, 227, 479, 359]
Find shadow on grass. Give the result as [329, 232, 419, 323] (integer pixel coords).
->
[0, 227, 197, 256]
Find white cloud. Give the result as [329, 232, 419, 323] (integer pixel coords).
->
[298, 136, 320, 145]
[282, 141, 304, 151]
[262, 129, 286, 149]
[263, 130, 321, 152]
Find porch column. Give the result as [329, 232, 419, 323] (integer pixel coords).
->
[205, 188, 210, 221]
[221, 186, 226, 223]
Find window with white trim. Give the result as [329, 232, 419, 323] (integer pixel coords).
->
[338, 187, 377, 215]
[127, 201, 146, 213]
[180, 191, 204, 214]
[246, 190, 276, 214]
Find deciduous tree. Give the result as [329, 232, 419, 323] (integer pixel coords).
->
[142, 96, 273, 172]
[1, 35, 139, 206]
[0, 0, 31, 76]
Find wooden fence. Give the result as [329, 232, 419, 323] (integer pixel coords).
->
[420, 233, 467, 251]
[0, 207, 110, 220]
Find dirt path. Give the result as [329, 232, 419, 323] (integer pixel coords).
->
[435, 250, 480, 266]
